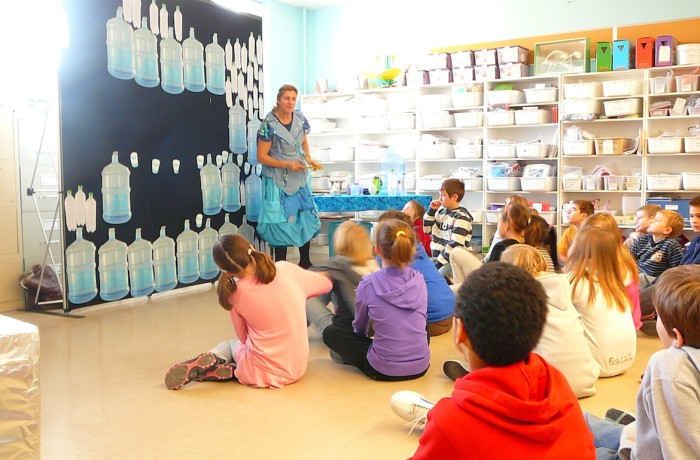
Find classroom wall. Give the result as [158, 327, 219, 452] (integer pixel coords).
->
[305, 0, 700, 91]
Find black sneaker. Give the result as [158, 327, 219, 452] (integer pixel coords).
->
[329, 350, 351, 365]
[605, 408, 636, 426]
[442, 360, 469, 381]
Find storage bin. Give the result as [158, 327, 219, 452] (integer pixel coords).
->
[475, 65, 499, 81]
[649, 108, 670, 117]
[562, 99, 602, 116]
[419, 176, 448, 191]
[452, 90, 483, 108]
[649, 76, 675, 94]
[562, 177, 582, 190]
[454, 111, 484, 127]
[677, 44, 700, 65]
[386, 94, 415, 112]
[355, 95, 387, 115]
[563, 81, 602, 99]
[516, 143, 549, 158]
[524, 87, 558, 103]
[647, 175, 682, 191]
[451, 50, 475, 68]
[521, 176, 557, 191]
[646, 197, 692, 225]
[647, 137, 683, 154]
[454, 143, 483, 159]
[420, 53, 452, 70]
[356, 144, 387, 161]
[514, 109, 550, 125]
[594, 137, 633, 155]
[486, 143, 517, 158]
[603, 98, 642, 117]
[540, 211, 556, 225]
[418, 94, 452, 110]
[487, 177, 521, 192]
[603, 175, 623, 191]
[311, 147, 330, 161]
[682, 172, 700, 191]
[387, 113, 415, 130]
[488, 163, 517, 177]
[625, 176, 642, 191]
[583, 175, 604, 191]
[487, 90, 525, 105]
[486, 110, 515, 126]
[485, 210, 501, 224]
[303, 103, 326, 118]
[329, 145, 354, 161]
[563, 139, 594, 156]
[421, 112, 455, 129]
[602, 80, 643, 97]
[469, 210, 483, 223]
[324, 98, 354, 118]
[497, 46, 529, 64]
[462, 177, 483, 191]
[474, 48, 498, 66]
[675, 74, 699, 92]
[356, 115, 388, 132]
[499, 63, 529, 78]
[420, 143, 455, 159]
[429, 69, 453, 85]
[452, 67, 475, 83]
[685, 137, 700, 153]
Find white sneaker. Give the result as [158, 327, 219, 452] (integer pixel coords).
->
[390, 391, 435, 434]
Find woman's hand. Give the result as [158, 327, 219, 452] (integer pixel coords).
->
[286, 160, 306, 172]
[307, 159, 322, 171]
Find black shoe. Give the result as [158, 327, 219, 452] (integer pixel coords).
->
[329, 350, 351, 365]
[640, 320, 658, 337]
[605, 408, 635, 426]
[442, 360, 469, 381]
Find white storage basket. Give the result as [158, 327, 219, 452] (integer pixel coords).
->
[420, 143, 455, 160]
[485, 210, 501, 223]
[486, 143, 517, 159]
[602, 80, 643, 97]
[486, 111, 515, 126]
[524, 87, 558, 103]
[647, 175, 682, 191]
[562, 177, 582, 191]
[516, 143, 550, 159]
[487, 90, 524, 105]
[685, 137, 700, 153]
[540, 211, 556, 225]
[487, 177, 521, 192]
[563, 140, 594, 156]
[682, 172, 700, 191]
[515, 109, 550, 125]
[454, 144, 483, 159]
[563, 81, 602, 99]
[603, 98, 642, 117]
[647, 137, 683, 154]
[387, 113, 415, 130]
[521, 176, 557, 192]
[452, 91, 483, 108]
[454, 111, 484, 127]
[462, 177, 484, 191]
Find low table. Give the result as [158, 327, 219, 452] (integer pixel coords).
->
[313, 194, 432, 213]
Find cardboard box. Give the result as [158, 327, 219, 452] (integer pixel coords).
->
[612, 39, 634, 70]
[636, 37, 655, 68]
[535, 37, 590, 75]
[596, 41, 612, 72]
[646, 197, 691, 225]
[655, 35, 677, 66]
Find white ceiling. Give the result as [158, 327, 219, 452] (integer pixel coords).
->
[276, 0, 348, 9]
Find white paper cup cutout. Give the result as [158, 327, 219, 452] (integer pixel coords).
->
[216, 154, 223, 168]
[151, 159, 160, 174]
[130, 151, 139, 168]
[172, 159, 181, 174]
[196, 154, 204, 169]
[195, 213, 203, 228]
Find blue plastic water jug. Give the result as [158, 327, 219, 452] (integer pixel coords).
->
[245, 165, 262, 222]
[160, 27, 184, 94]
[205, 33, 225, 95]
[198, 219, 219, 280]
[247, 115, 261, 165]
[219, 213, 238, 237]
[65, 227, 98, 304]
[128, 228, 155, 297]
[102, 151, 132, 224]
[153, 226, 177, 292]
[200, 154, 223, 215]
[98, 228, 130, 301]
[379, 147, 406, 196]
[238, 217, 255, 244]
[106, 7, 134, 80]
[182, 27, 205, 92]
[133, 17, 159, 87]
[177, 219, 199, 284]
[221, 154, 241, 212]
[229, 100, 247, 154]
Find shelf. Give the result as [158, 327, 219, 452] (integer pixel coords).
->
[486, 123, 558, 128]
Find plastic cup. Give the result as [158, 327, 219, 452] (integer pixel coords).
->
[195, 213, 203, 228]
[130, 151, 139, 168]
[216, 154, 223, 168]
[196, 154, 204, 169]
[152, 159, 160, 174]
[172, 159, 181, 174]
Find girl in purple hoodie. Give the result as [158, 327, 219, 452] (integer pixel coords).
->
[322, 219, 431, 381]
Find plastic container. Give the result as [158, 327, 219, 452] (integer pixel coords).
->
[229, 100, 247, 154]
[133, 17, 159, 87]
[540, 211, 556, 225]
[454, 111, 484, 127]
[221, 155, 241, 212]
[247, 117, 261, 164]
[675, 74, 700, 92]
[486, 143, 516, 158]
[524, 87, 558, 103]
[647, 175, 682, 191]
[625, 176, 642, 191]
[379, 148, 406, 195]
[682, 172, 700, 190]
[245, 165, 262, 221]
[452, 90, 483, 108]
[65, 227, 98, 304]
[521, 177, 557, 192]
[647, 137, 683, 154]
[685, 137, 700, 153]
[98, 228, 130, 301]
[563, 99, 602, 116]
[102, 151, 132, 224]
[487, 90, 524, 105]
[454, 143, 483, 159]
[487, 177, 521, 192]
[198, 219, 219, 280]
[387, 113, 415, 130]
[420, 112, 454, 129]
[176, 219, 199, 284]
[200, 154, 223, 215]
[205, 33, 226, 95]
[562, 177, 582, 191]
[601, 80, 643, 97]
[603, 175, 623, 191]
[676, 44, 700, 65]
[516, 143, 549, 159]
[182, 27, 205, 92]
[563, 140, 594, 156]
[160, 27, 184, 94]
[106, 7, 135, 80]
[583, 175, 604, 191]
[153, 226, 178, 292]
[515, 109, 550, 125]
[594, 138, 633, 155]
[127, 228, 155, 298]
[462, 177, 483, 191]
[420, 143, 454, 160]
[603, 98, 642, 117]
[563, 81, 602, 99]
[219, 213, 238, 237]
[486, 111, 515, 126]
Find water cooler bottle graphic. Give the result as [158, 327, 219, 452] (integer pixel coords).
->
[247, 115, 261, 165]
[198, 219, 219, 280]
[102, 151, 132, 224]
[245, 165, 262, 222]
[153, 226, 177, 292]
[200, 154, 222, 215]
[133, 17, 160, 88]
[176, 219, 199, 284]
[160, 27, 184, 94]
[221, 154, 241, 212]
[238, 217, 255, 244]
[379, 148, 407, 195]
[205, 33, 225, 95]
[106, 6, 134, 80]
[127, 228, 155, 297]
[65, 227, 98, 304]
[98, 228, 130, 301]
[229, 100, 247, 154]
[182, 27, 205, 92]
[219, 213, 238, 237]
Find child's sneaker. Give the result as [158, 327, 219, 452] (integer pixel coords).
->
[605, 408, 636, 426]
[329, 350, 351, 365]
[442, 360, 469, 381]
[164, 352, 220, 390]
[194, 364, 237, 382]
[390, 391, 435, 434]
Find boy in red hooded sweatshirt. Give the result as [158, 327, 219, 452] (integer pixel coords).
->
[390, 262, 595, 459]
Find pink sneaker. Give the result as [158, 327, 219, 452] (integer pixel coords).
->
[195, 364, 237, 382]
[164, 352, 219, 390]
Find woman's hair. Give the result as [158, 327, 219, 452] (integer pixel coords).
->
[501, 202, 531, 235]
[375, 219, 415, 267]
[566, 227, 630, 312]
[274, 84, 298, 110]
[582, 213, 639, 284]
[333, 221, 373, 266]
[524, 214, 558, 268]
[653, 265, 700, 347]
[213, 234, 276, 311]
[501, 244, 547, 276]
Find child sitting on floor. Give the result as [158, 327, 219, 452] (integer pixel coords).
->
[487, 201, 530, 262]
[558, 200, 594, 264]
[523, 214, 559, 272]
[403, 199, 432, 255]
[630, 209, 685, 288]
[623, 204, 662, 248]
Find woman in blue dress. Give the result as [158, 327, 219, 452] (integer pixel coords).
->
[256, 84, 322, 268]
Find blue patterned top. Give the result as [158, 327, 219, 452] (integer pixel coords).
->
[313, 195, 432, 212]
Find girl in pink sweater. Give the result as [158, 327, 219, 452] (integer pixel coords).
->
[164, 234, 331, 390]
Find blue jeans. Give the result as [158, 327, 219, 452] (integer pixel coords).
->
[584, 413, 623, 460]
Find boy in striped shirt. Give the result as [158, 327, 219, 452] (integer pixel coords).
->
[423, 179, 474, 279]
[630, 209, 685, 288]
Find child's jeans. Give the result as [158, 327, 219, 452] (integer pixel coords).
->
[584, 413, 623, 460]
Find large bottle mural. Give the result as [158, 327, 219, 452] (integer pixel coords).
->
[200, 153, 223, 215]
[198, 219, 219, 280]
[98, 228, 130, 301]
[133, 17, 160, 88]
[182, 27, 205, 92]
[219, 213, 238, 237]
[205, 33, 225, 95]
[102, 151, 131, 225]
[127, 228, 155, 297]
[176, 219, 199, 284]
[245, 164, 262, 222]
[106, 7, 134, 80]
[153, 226, 177, 292]
[65, 227, 98, 304]
[221, 152, 241, 212]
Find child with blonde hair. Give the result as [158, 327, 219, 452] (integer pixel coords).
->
[306, 221, 380, 337]
[567, 227, 636, 377]
[323, 219, 430, 381]
[623, 204, 662, 248]
[630, 209, 685, 287]
[501, 245, 598, 397]
[164, 234, 332, 390]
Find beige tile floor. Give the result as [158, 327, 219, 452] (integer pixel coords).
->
[7, 280, 663, 460]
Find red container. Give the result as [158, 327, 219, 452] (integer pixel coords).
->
[636, 37, 655, 68]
